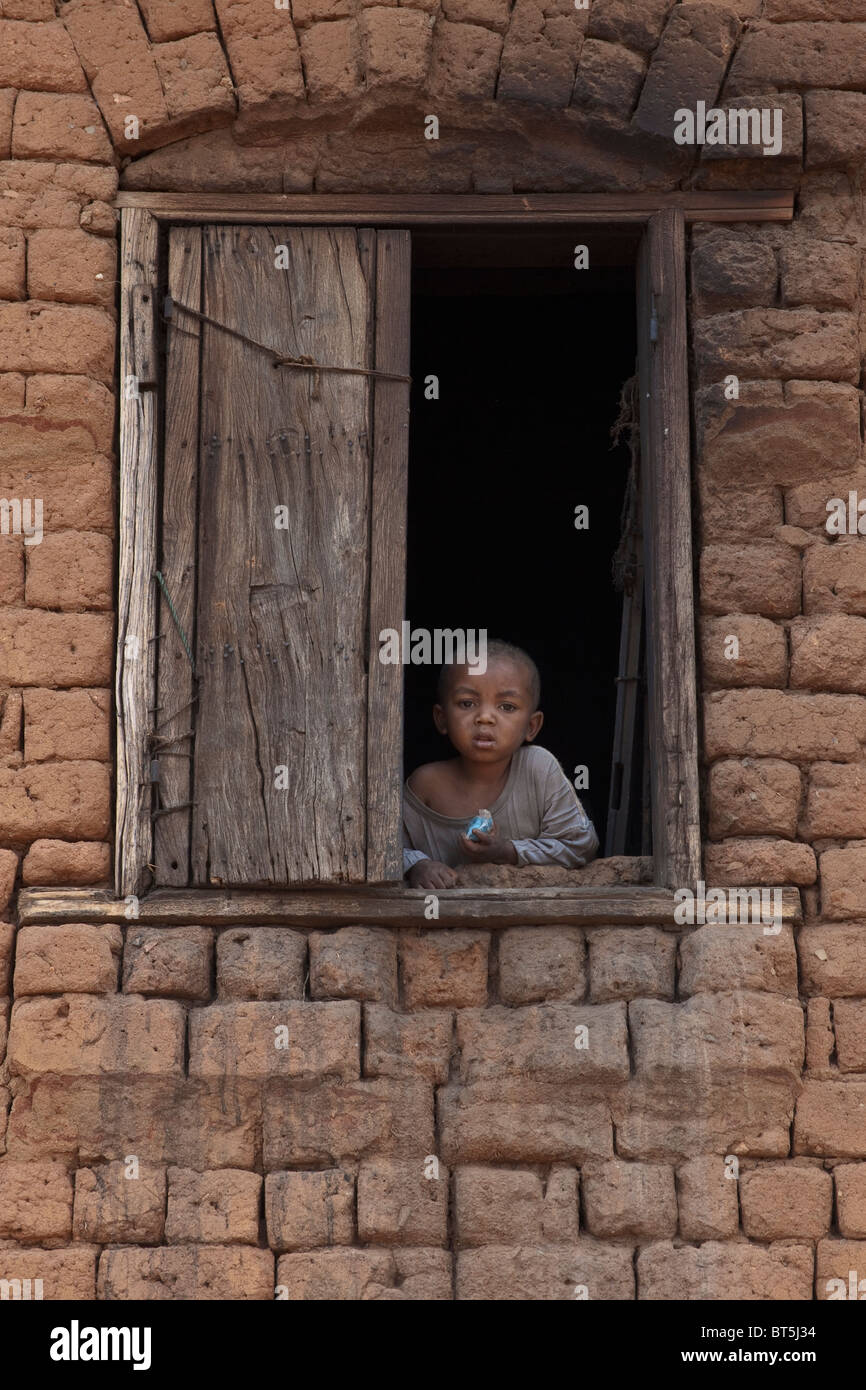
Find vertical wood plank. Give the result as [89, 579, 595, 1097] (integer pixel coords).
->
[192, 225, 374, 885]
[366, 230, 411, 881]
[116, 208, 160, 897]
[605, 552, 644, 858]
[636, 209, 701, 888]
[154, 227, 202, 885]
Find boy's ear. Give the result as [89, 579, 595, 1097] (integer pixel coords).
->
[433, 703, 448, 735]
[524, 710, 544, 743]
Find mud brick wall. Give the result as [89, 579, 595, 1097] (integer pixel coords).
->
[4, 0, 866, 1300]
[0, 920, 840, 1299]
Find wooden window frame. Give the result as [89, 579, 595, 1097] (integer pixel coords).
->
[108, 191, 794, 918]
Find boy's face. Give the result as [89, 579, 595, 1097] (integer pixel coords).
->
[433, 656, 543, 762]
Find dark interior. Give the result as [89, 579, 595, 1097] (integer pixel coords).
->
[403, 232, 639, 852]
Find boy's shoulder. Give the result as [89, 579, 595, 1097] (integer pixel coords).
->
[406, 760, 453, 803]
[518, 743, 562, 779]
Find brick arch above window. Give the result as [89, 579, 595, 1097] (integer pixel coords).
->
[0, 0, 823, 189]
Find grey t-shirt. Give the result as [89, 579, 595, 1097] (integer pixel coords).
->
[402, 744, 599, 872]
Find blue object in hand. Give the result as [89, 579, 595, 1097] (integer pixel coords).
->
[465, 808, 494, 841]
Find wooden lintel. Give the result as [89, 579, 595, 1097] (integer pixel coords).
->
[17, 886, 803, 929]
[114, 191, 795, 225]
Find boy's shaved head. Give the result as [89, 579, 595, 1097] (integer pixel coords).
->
[437, 639, 541, 709]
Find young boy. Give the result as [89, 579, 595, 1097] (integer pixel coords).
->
[403, 639, 599, 889]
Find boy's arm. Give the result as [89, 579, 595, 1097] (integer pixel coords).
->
[511, 758, 599, 868]
[404, 832, 456, 889]
[404, 847, 429, 874]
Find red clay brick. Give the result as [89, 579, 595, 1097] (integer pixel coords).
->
[455, 1165, 579, 1247]
[0, 19, 88, 91]
[123, 926, 212, 1002]
[833, 1000, 866, 1072]
[439, 1080, 612, 1164]
[24, 688, 110, 761]
[165, 1167, 261, 1245]
[0, 226, 25, 299]
[0, 370, 25, 407]
[816, 1238, 866, 1299]
[263, 1078, 434, 1168]
[310, 926, 397, 1004]
[700, 542, 801, 618]
[363, 1003, 453, 1083]
[357, 1157, 449, 1246]
[707, 758, 801, 839]
[679, 925, 797, 997]
[6, 1075, 259, 1169]
[694, 309, 859, 386]
[781, 239, 859, 309]
[0, 919, 15, 993]
[21, 839, 111, 886]
[429, 19, 501, 99]
[24, 372, 115, 452]
[97, 1244, 274, 1300]
[189, 1001, 360, 1079]
[0, 160, 117, 230]
[213, 0, 304, 110]
[277, 1246, 450, 1300]
[676, 1156, 739, 1241]
[790, 613, 866, 693]
[704, 689, 866, 763]
[73, 1160, 166, 1244]
[400, 929, 489, 1009]
[704, 837, 816, 887]
[25, 530, 113, 609]
[0, 535, 24, 603]
[587, 929, 676, 1003]
[62, 0, 170, 150]
[458, 1243, 633, 1300]
[361, 6, 433, 87]
[0, 1244, 96, 1299]
[0, 302, 114, 383]
[799, 927, 866, 997]
[740, 1163, 832, 1239]
[7, 995, 186, 1078]
[12, 91, 112, 163]
[0, 690, 22, 757]
[0, 86, 13, 160]
[0, 1157, 73, 1241]
[138, 0, 217, 42]
[638, 1241, 812, 1300]
[27, 227, 116, 307]
[497, 927, 585, 1004]
[583, 1160, 677, 1240]
[13, 923, 121, 994]
[796, 1080, 866, 1157]
[0, 758, 110, 842]
[821, 844, 866, 919]
[834, 1164, 866, 1239]
[701, 615, 788, 687]
[265, 1169, 354, 1251]
[806, 763, 866, 837]
[0, 608, 113, 686]
[216, 926, 305, 1001]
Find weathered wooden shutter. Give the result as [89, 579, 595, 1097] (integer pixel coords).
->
[154, 225, 409, 888]
[635, 210, 701, 888]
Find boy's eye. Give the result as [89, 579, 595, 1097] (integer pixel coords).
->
[499, 703, 517, 712]
[458, 699, 474, 709]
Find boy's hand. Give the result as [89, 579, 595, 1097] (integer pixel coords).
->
[459, 822, 519, 865]
[407, 859, 458, 889]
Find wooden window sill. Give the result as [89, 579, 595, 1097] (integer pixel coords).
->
[17, 885, 803, 929]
